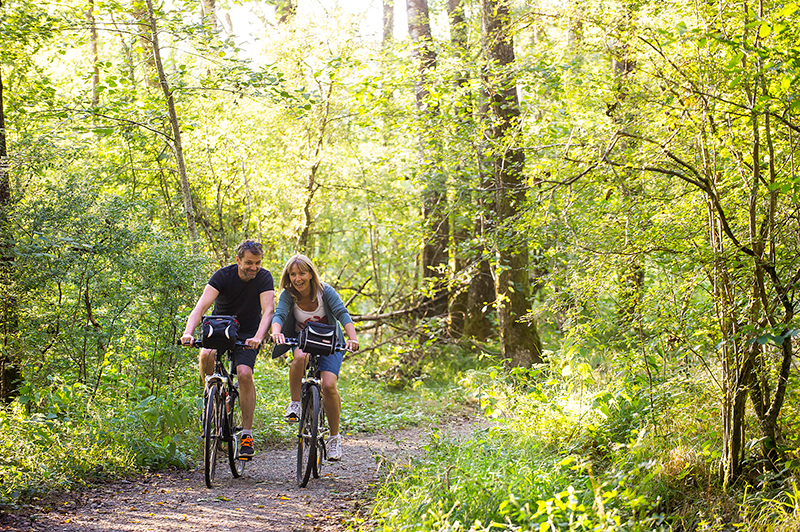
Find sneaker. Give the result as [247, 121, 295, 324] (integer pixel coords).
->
[239, 434, 254, 460]
[284, 401, 301, 423]
[327, 434, 342, 461]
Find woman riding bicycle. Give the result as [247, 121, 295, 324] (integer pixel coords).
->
[270, 254, 359, 461]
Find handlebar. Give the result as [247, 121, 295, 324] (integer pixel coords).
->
[178, 339, 253, 349]
[276, 337, 349, 353]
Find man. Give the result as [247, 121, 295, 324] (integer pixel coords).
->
[181, 240, 274, 460]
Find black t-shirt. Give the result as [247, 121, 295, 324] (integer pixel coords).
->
[208, 265, 274, 336]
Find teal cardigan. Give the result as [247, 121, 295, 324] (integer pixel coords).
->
[271, 282, 353, 358]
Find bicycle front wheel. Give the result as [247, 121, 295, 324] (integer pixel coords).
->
[297, 385, 320, 487]
[203, 384, 222, 488]
[226, 387, 246, 478]
[313, 400, 327, 479]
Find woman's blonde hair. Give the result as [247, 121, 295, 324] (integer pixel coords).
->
[279, 254, 324, 302]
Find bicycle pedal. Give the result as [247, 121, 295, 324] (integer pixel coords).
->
[237, 455, 253, 461]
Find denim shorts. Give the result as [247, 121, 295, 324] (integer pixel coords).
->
[295, 346, 344, 377]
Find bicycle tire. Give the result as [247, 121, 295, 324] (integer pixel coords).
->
[313, 401, 327, 478]
[203, 384, 221, 488]
[297, 385, 320, 487]
[226, 387, 246, 477]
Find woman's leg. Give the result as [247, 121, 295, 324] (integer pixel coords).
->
[320, 370, 341, 435]
[289, 349, 308, 402]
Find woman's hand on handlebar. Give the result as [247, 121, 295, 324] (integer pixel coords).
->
[271, 332, 286, 345]
[345, 338, 359, 352]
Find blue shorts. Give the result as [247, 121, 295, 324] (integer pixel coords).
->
[296, 346, 343, 377]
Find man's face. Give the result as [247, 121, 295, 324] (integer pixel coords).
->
[236, 251, 262, 281]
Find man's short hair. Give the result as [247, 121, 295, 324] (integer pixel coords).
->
[236, 240, 264, 258]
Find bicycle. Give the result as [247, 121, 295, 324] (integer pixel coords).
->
[279, 337, 345, 487]
[184, 337, 249, 489]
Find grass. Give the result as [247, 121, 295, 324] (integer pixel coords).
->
[360, 361, 800, 532]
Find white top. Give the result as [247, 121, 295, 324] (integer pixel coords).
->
[293, 293, 329, 332]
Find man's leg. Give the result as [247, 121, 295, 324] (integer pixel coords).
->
[199, 348, 216, 379]
[236, 362, 256, 460]
[236, 364, 255, 431]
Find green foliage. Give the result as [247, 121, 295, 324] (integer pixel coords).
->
[364, 354, 800, 532]
[0, 393, 195, 505]
[367, 368, 674, 531]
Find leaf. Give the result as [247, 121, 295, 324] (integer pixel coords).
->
[758, 22, 771, 38]
[727, 52, 744, 70]
[778, 2, 799, 16]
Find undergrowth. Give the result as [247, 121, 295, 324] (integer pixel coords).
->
[361, 354, 800, 532]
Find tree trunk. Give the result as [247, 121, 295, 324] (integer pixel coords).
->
[609, 3, 645, 326]
[276, 0, 295, 24]
[88, 0, 100, 106]
[463, 255, 494, 340]
[382, 0, 394, 46]
[144, 0, 199, 248]
[132, 0, 159, 88]
[200, 0, 216, 30]
[0, 69, 20, 402]
[463, 87, 496, 340]
[481, 0, 542, 366]
[445, 0, 470, 336]
[407, 0, 449, 317]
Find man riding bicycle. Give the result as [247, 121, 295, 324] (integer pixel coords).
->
[181, 240, 275, 460]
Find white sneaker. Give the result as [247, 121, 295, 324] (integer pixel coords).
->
[327, 434, 342, 461]
[284, 401, 301, 422]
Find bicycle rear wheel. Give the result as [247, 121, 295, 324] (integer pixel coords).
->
[226, 387, 246, 478]
[296, 385, 320, 487]
[203, 384, 222, 488]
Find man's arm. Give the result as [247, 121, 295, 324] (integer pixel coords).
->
[244, 289, 275, 349]
[180, 284, 220, 345]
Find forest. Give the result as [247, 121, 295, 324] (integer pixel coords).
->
[1, 0, 799, 529]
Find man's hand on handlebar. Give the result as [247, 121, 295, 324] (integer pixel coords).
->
[244, 337, 262, 350]
[180, 333, 194, 346]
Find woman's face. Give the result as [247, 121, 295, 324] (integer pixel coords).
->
[289, 264, 312, 295]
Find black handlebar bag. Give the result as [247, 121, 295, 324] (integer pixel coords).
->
[298, 322, 337, 356]
[201, 315, 240, 350]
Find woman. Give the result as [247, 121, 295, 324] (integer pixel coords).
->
[270, 254, 358, 461]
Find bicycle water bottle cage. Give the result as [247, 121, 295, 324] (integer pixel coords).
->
[201, 315, 240, 350]
[298, 322, 337, 356]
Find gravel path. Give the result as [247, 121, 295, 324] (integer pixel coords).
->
[0, 414, 481, 532]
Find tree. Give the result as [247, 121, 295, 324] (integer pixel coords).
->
[144, 0, 199, 248]
[444, 0, 469, 336]
[0, 67, 19, 402]
[407, 0, 449, 318]
[383, 0, 394, 46]
[589, 0, 800, 484]
[481, 0, 542, 366]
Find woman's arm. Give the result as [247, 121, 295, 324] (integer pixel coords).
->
[322, 284, 358, 351]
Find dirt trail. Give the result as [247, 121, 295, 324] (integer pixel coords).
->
[0, 415, 481, 532]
